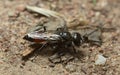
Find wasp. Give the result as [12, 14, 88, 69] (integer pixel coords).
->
[23, 6, 102, 63]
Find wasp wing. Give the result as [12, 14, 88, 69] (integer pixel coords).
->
[69, 26, 102, 46]
[26, 6, 68, 32]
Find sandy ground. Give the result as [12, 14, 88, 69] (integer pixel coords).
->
[0, 0, 120, 75]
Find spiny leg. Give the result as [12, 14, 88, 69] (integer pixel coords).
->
[31, 43, 48, 61]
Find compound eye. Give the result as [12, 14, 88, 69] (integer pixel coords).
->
[72, 32, 83, 46]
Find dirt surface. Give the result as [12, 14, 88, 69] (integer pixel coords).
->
[0, 0, 120, 75]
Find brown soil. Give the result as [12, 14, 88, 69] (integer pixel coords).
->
[0, 0, 120, 75]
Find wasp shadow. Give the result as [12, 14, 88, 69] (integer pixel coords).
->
[22, 43, 52, 61]
[22, 43, 86, 64]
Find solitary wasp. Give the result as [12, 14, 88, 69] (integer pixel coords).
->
[23, 6, 102, 63]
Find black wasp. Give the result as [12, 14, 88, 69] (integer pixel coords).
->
[23, 6, 101, 55]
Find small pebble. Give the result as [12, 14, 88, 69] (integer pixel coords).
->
[95, 12, 101, 17]
[65, 64, 76, 72]
[93, 0, 108, 11]
[8, 11, 19, 18]
[95, 54, 107, 65]
[16, 4, 26, 12]
[49, 63, 55, 67]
